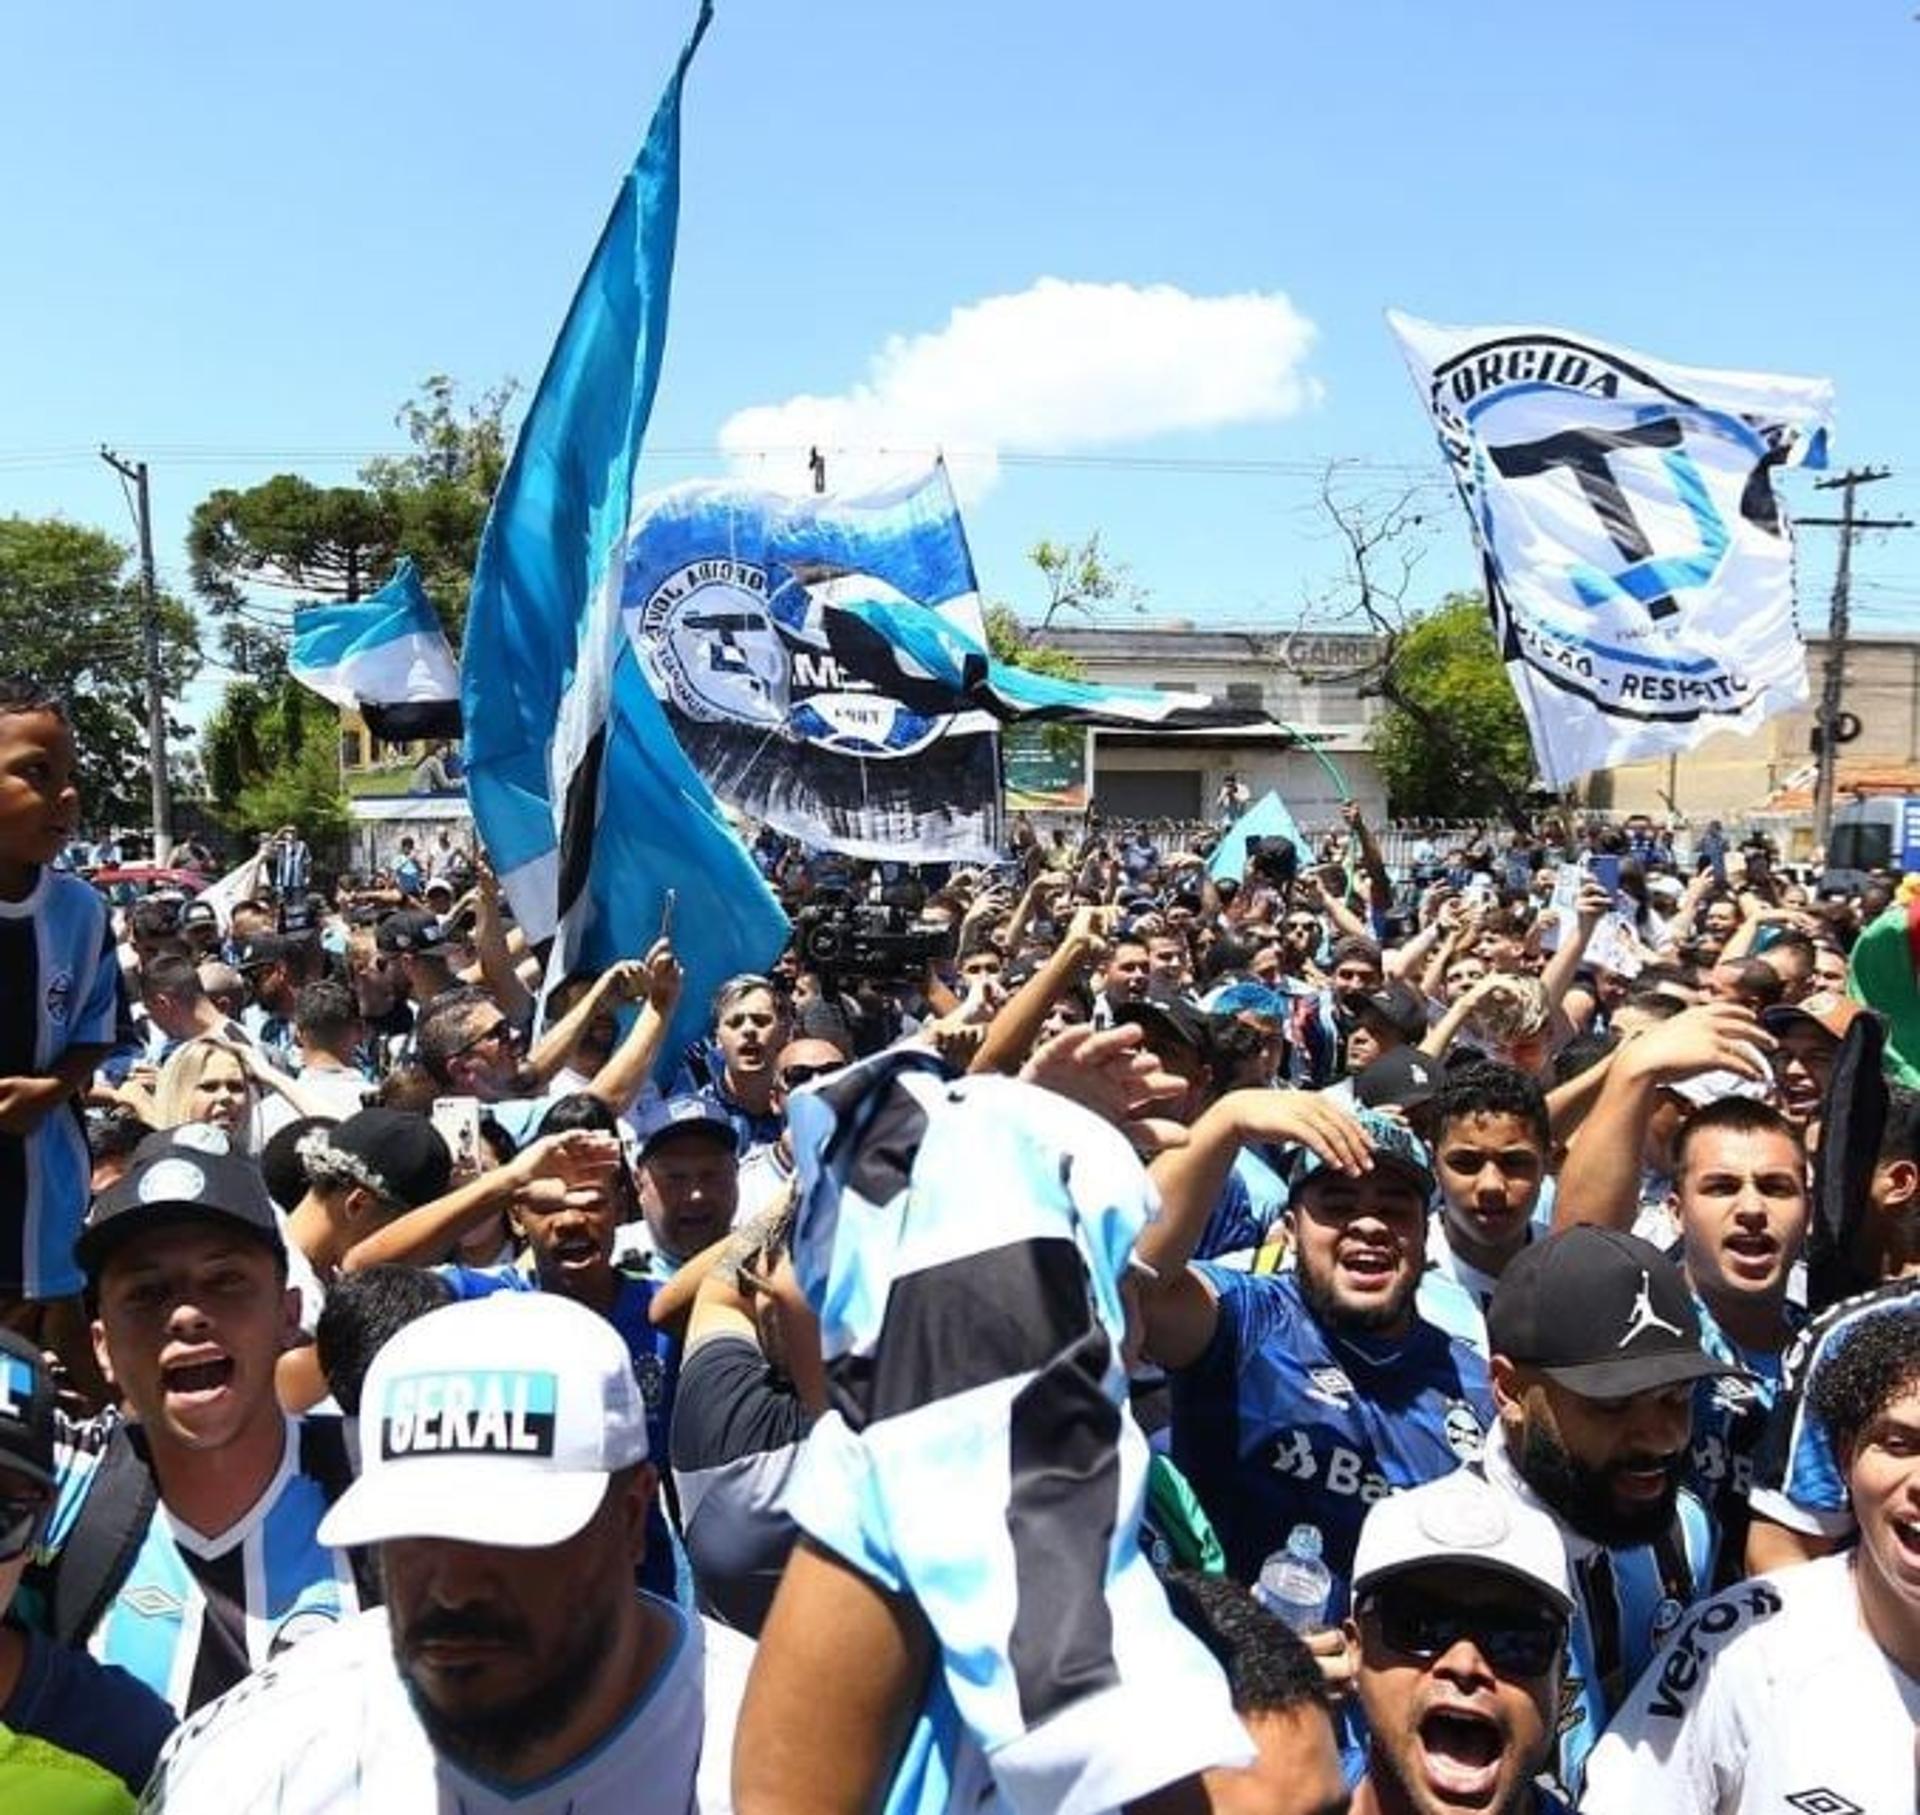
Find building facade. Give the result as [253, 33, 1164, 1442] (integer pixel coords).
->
[1034, 623, 1389, 827]
[1582, 634, 1920, 846]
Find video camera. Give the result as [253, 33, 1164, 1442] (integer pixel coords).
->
[790, 891, 951, 985]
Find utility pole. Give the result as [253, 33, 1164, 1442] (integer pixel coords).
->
[1799, 467, 1911, 856]
[99, 447, 174, 865]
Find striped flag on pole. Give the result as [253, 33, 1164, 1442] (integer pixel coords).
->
[288, 558, 461, 741]
[461, 2, 786, 1067]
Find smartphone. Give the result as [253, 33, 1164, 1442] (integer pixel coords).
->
[1588, 854, 1622, 896]
[430, 1096, 484, 1176]
[658, 888, 677, 944]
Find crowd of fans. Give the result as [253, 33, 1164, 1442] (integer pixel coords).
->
[0, 667, 1914, 1813]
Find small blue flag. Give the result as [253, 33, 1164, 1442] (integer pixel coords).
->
[288, 558, 461, 741]
[462, 1, 786, 1071]
[1208, 789, 1313, 882]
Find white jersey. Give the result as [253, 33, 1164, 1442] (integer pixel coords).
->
[138, 1594, 750, 1813]
[1582, 1553, 1919, 1815]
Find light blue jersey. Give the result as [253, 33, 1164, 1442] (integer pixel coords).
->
[1482, 1429, 1716, 1800]
[0, 867, 124, 1296]
[38, 1414, 364, 1715]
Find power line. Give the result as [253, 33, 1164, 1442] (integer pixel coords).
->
[1799, 467, 1914, 849]
[97, 447, 175, 863]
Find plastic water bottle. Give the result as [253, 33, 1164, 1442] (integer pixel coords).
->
[1255, 1524, 1333, 1634]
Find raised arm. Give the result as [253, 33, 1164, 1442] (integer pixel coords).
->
[1554, 1004, 1773, 1233]
[1343, 800, 1392, 913]
[585, 940, 682, 1116]
[1539, 875, 1612, 1018]
[1138, 1088, 1373, 1369]
[970, 905, 1112, 1076]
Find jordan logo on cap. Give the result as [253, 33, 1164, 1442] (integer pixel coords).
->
[1617, 1270, 1686, 1348]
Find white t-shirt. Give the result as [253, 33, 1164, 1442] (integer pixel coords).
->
[139, 1593, 750, 1813]
[1582, 1553, 1919, 1815]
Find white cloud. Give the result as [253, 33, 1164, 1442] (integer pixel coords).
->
[717, 276, 1321, 500]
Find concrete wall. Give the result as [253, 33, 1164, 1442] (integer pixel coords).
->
[1588, 636, 1920, 822]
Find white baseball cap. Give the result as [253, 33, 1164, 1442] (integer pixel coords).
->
[1351, 1471, 1574, 1619]
[318, 1293, 649, 1551]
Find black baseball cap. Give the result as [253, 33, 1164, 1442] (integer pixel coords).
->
[1113, 997, 1215, 1060]
[1354, 1046, 1441, 1112]
[376, 910, 447, 956]
[1487, 1226, 1745, 1399]
[233, 933, 286, 973]
[260, 1115, 340, 1213]
[0, 1328, 56, 1492]
[77, 1126, 287, 1282]
[308, 1110, 452, 1209]
[1356, 981, 1429, 1044]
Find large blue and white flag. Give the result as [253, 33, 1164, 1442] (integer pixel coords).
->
[624, 464, 1004, 861]
[462, 2, 786, 1064]
[288, 559, 461, 741]
[1388, 312, 1833, 787]
[624, 462, 1264, 861]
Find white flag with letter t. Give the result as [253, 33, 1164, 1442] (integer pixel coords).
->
[1387, 311, 1833, 788]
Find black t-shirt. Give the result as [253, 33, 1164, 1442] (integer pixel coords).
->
[668, 1335, 810, 1637]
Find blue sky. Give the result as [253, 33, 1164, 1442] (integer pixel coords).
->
[5, 1, 1918, 729]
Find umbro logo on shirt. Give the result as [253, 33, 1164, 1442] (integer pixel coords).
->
[1784, 1792, 1863, 1815]
[1306, 1366, 1354, 1406]
[123, 1585, 186, 1619]
[381, 1369, 559, 1459]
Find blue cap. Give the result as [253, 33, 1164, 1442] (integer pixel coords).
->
[635, 1096, 741, 1164]
[1288, 1106, 1435, 1201]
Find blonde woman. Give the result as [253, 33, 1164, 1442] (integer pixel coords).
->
[147, 1035, 332, 1153]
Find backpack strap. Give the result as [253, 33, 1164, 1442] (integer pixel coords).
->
[296, 1419, 382, 1606]
[41, 1421, 160, 1648]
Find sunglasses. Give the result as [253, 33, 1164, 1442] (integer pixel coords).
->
[1361, 1588, 1564, 1678]
[453, 1018, 517, 1059]
[778, 1062, 839, 1090]
[0, 1492, 48, 1564]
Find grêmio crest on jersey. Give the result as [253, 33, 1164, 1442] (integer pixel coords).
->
[1389, 312, 1834, 789]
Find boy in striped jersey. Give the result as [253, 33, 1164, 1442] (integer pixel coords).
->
[25, 1130, 366, 1714]
[0, 678, 125, 1398]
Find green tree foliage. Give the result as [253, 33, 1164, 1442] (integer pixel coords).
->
[1030, 532, 1145, 631]
[1369, 593, 1535, 820]
[201, 674, 349, 844]
[0, 516, 200, 827]
[187, 375, 518, 676]
[983, 603, 1083, 680]
[359, 373, 518, 640]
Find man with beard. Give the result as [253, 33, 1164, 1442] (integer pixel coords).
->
[139, 1294, 749, 1812]
[411, 985, 547, 1142]
[1583, 1306, 1920, 1813]
[1140, 1103, 1493, 1608]
[1482, 1227, 1729, 1799]
[1346, 1470, 1576, 1815]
